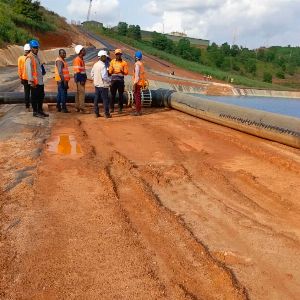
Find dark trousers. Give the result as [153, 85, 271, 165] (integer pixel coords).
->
[110, 80, 124, 110]
[57, 82, 67, 109]
[22, 80, 31, 108]
[31, 84, 45, 113]
[94, 87, 110, 116]
[134, 85, 142, 112]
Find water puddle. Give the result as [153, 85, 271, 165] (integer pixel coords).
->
[47, 135, 82, 155]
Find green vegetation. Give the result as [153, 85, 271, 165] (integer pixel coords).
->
[117, 22, 141, 41]
[85, 21, 300, 89]
[0, 0, 65, 46]
[87, 22, 300, 89]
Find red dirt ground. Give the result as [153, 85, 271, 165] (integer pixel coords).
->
[1, 107, 299, 299]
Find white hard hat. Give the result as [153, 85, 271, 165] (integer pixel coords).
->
[24, 44, 31, 51]
[75, 45, 84, 54]
[98, 50, 108, 57]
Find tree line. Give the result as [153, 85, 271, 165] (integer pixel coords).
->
[115, 21, 300, 84]
[116, 22, 201, 63]
[0, 0, 60, 45]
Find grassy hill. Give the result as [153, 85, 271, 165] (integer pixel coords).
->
[0, 0, 68, 46]
[84, 22, 300, 90]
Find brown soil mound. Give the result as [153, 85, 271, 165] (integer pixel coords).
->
[205, 83, 234, 95]
[35, 30, 73, 49]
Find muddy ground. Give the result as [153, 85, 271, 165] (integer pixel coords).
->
[0, 104, 299, 299]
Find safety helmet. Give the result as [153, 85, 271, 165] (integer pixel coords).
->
[24, 44, 31, 51]
[98, 50, 108, 57]
[135, 50, 142, 60]
[75, 45, 84, 55]
[114, 49, 122, 55]
[29, 40, 40, 48]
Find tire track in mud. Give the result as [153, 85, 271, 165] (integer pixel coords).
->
[2, 117, 170, 299]
[106, 150, 248, 300]
[135, 156, 300, 300]
[79, 110, 300, 299]
[76, 117, 248, 299]
[192, 118, 300, 175]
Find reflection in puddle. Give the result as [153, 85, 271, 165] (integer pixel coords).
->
[48, 135, 82, 155]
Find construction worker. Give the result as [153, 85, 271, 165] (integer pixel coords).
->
[108, 49, 128, 113]
[91, 50, 111, 118]
[55, 49, 70, 113]
[73, 45, 87, 113]
[26, 39, 48, 118]
[132, 50, 146, 116]
[18, 43, 31, 111]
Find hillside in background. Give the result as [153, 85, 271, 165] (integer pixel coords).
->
[0, 0, 71, 47]
[0, 1, 299, 90]
[84, 21, 300, 89]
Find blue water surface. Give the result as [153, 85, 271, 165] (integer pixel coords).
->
[191, 95, 300, 119]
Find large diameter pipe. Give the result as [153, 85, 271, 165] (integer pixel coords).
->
[157, 90, 300, 149]
[1, 90, 300, 148]
[0, 92, 128, 104]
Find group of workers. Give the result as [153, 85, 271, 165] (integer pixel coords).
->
[18, 40, 146, 118]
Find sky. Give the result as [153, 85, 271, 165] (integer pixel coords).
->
[40, 0, 300, 49]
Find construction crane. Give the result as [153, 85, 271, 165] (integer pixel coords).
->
[87, 0, 93, 21]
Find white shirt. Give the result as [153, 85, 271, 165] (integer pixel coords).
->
[91, 60, 110, 88]
[134, 62, 141, 84]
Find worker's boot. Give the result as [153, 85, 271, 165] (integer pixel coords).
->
[40, 111, 49, 117]
[33, 112, 44, 118]
[131, 111, 142, 116]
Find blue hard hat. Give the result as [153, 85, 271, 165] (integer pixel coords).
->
[29, 39, 40, 48]
[135, 50, 142, 60]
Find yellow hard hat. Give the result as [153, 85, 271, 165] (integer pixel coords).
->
[115, 49, 122, 55]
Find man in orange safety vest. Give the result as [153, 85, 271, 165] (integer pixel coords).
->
[108, 49, 128, 113]
[73, 45, 87, 113]
[18, 43, 31, 111]
[132, 50, 146, 116]
[26, 39, 48, 118]
[55, 49, 70, 113]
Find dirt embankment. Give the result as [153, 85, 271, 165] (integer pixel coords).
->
[0, 26, 104, 68]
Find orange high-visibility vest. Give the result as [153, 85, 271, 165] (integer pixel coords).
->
[73, 56, 86, 74]
[109, 59, 128, 76]
[26, 53, 38, 85]
[55, 57, 70, 81]
[18, 55, 28, 80]
[133, 60, 146, 87]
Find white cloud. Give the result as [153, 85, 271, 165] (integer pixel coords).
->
[145, 0, 300, 48]
[67, 0, 119, 24]
[145, 1, 162, 16]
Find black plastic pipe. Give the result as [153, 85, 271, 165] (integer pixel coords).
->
[1, 89, 299, 148]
